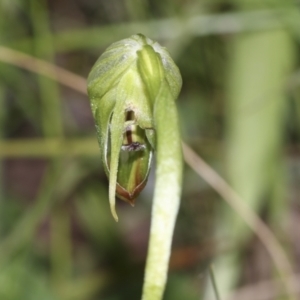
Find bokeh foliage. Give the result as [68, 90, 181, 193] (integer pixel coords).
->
[0, 0, 300, 299]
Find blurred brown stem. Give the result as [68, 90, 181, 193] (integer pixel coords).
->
[181, 143, 295, 299]
[0, 46, 86, 93]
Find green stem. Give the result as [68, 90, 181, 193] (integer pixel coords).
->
[142, 83, 182, 300]
[29, 0, 63, 137]
[29, 0, 70, 294]
[209, 265, 221, 300]
[50, 205, 72, 285]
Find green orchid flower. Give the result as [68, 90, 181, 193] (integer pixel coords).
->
[87, 34, 182, 300]
[87, 34, 181, 221]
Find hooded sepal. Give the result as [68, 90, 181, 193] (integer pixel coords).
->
[87, 34, 182, 220]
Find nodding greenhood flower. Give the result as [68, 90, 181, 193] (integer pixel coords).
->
[87, 34, 182, 221]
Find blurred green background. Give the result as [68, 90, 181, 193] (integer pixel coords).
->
[0, 0, 300, 299]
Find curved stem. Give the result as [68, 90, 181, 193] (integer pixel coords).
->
[182, 143, 295, 299]
[0, 46, 86, 93]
